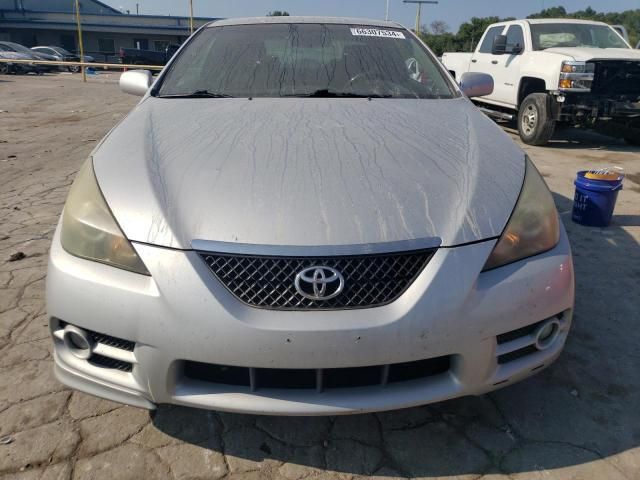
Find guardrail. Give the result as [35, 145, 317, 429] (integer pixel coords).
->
[0, 58, 164, 71]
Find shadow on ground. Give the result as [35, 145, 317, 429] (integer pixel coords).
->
[152, 192, 640, 478]
[501, 123, 640, 153]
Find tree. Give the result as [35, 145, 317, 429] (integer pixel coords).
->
[430, 20, 449, 35]
[456, 16, 507, 52]
[527, 6, 567, 19]
[420, 32, 459, 56]
[267, 11, 290, 16]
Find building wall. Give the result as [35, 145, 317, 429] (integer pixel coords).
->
[0, 0, 217, 61]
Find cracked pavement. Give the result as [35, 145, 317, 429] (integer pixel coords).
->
[1, 74, 639, 479]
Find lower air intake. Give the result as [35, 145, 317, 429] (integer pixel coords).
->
[183, 355, 451, 391]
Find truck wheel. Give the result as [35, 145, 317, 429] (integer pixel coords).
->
[518, 93, 555, 146]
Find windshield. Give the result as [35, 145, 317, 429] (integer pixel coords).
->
[531, 23, 629, 50]
[52, 46, 73, 55]
[157, 23, 457, 99]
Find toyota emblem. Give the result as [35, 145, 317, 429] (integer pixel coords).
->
[294, 266, 345, 301]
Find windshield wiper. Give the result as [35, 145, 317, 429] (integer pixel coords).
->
[281, 89, 391, 98]
[158, 90, 234, 98]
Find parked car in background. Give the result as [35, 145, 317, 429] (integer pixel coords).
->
[32, 46, 94, 73]
[119, 44, 179, 66]
[0, 50, 34, 74]
[442, 19, 640, 145]
[0, 41, 56, 73]
[48, 16, 574, 415]
[53, 46, 94, 63]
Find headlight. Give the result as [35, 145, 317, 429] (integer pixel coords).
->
[482, 157, 560, 271]
[61, 159, 149, 275]
[558, 61, 594, 91]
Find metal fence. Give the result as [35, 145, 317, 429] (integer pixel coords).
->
[0, 58, 164, 71]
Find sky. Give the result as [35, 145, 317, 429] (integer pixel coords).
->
[112, 0, 640, 32]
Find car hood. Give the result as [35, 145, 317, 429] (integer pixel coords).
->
[92, 97, 525, 250]
[544, 47, 640, 61]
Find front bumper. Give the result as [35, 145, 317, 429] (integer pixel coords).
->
[552, 92, 640, 124]
[47, 226, 574, 415]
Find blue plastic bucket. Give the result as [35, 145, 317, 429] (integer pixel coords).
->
[572, 171, 623, 227]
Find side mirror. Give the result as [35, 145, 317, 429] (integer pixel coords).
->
[459, 72, 494, 98]
[119, 70, 153, 96]
[491, 35, 507, 55]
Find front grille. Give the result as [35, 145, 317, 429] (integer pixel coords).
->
[199, 249, 435, 310]
[591, 60, 640, 96]
[183, 355, 451, 391]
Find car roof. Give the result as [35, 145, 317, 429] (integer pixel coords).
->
[525, 18, 609, 26]
[206, 16, 404, 29]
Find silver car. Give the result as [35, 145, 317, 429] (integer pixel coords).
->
[48, 17, 574, 415]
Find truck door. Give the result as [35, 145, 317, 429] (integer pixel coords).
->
[470, 25, 506, 104]
[492, 25, 526, 106]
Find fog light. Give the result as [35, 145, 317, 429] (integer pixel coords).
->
[63, 325, 94, 359]
[535, 319, 560, 350]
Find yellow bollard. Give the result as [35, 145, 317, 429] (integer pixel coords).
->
[75, 0, 87, 82]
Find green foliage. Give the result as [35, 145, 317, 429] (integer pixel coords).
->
[267, 11, 290, 17]
[421, 7, 640, 56]
[528, 6, 568, 18]
[456, 16, 515, 51]
[420, 32, 460, 55]
[420, 15, 514, 55]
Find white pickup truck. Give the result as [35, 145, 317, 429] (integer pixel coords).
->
[442, 19, 640, 145]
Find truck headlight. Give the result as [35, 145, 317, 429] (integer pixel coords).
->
[482, 157, 560, 271]
[60, 159, 150, 275]
[558, 61, 594, 91]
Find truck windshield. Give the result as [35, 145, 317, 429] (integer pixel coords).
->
[531, 23, 629, 50]
[157, 23, 457, 99]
